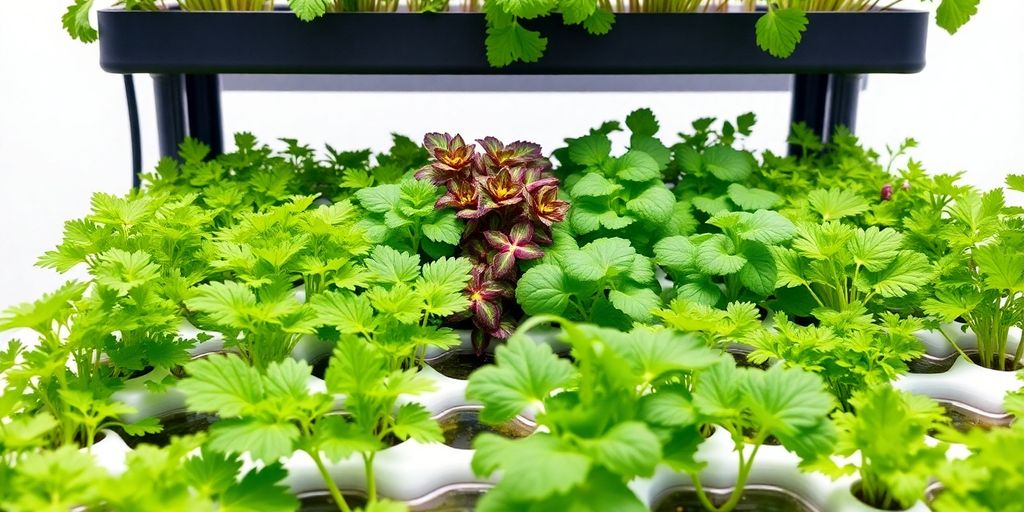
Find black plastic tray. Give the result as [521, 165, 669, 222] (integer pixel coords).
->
[97, 9, 928, 75]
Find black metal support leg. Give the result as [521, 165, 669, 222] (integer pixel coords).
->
[788, 74, 830, 156]
[184, 74, 224, 157]
[152, 74, 187, 160]
[826, 74, 862, 140]
[123, 75, 143, 188]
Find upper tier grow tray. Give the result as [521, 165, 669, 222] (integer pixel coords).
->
[97, 9, 928, 74]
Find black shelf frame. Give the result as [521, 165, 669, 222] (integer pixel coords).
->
[96, 9, 929, 176]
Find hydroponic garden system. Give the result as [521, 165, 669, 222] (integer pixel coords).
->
[3, 1, 1021, 511]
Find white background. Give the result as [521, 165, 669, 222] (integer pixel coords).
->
[1, 1, 1022, 312]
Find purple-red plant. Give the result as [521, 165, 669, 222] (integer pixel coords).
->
[416, 133, 568, 350]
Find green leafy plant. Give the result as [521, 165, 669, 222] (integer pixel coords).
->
[555, 111, 686, 254]
[923, 189, 1024, 370]
[814, 384, 950, 511]
[932, 385, 1024, 512]
[416, 133, 567, 349]
[466, 316, 720, 510]
[38, 191, 215, 312]
[205, 196, 372, 298]
[684, 357, 837, 512]
[354, 178, 462, 260]
[516, 236, 660, 328]
[1, 283, 166, 449]
[0, 444, 108, 512]
[750, 0, 979, 59]
[744, 310, 923, 410]
[310, 246, 473, 370]
[655, 209, 796, 306]
[144, 134, 427, 224]
[655, 299, 762, 351]
[772, 221, 932, 316]
[666, 114, 766, 215]
[99, 436, 298, 512]
[185, 278, 318, 370]
[178, 346, 441, 512]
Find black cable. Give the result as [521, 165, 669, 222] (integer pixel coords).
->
[123, 74, 143, 189]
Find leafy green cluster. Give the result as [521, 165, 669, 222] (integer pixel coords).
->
[745, 310, 923, 411]
[178, 344, 440, 512]
[354, 178, 462, 260]
[815, 385, 950, 511]
[204, 196, 372, 297]
[655, 299, 761, 352]
[516, 236, 660, 328]
[144, 134, 426, 223]
[933, 385, 1024, 512]
[467, 319, 718, 510]
[311, 246, 473, 370]
[467, 317, 836, 512]
[772, 221, 932, 316]
[0, 435, 297, 512]
[555, 109, 689, 254]
[922, 187, 1024, 370]
[655, 209, 796, 306]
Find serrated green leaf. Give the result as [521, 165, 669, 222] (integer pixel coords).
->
[625, 185, 675, 225]
[496, 0, 558, 18]
[738, 241, 777, 296]
[559, 0, 596, 24]
[755, 7, 808, 58]
[935, 0, 979, 35]
[580, 422, 661, 477]
[737, 209, 797, 244]
[654, 235, 698, 272]
[365, 245, 420, 285]
[311, 291, 376, 336]
[467, 333, 574, 423]
[625, 108, 659, 138]
[808, 188, 869, 221]
[703, 144, 753, 181]
[615, 151, 661, 181]
[582, 7, 614, 35]
[570, 173, 620, 197]
[179, 355, 263, 417]
[486, 21, 548, 67]
[63, 0, 97, 42]
[421, 215, 462, 245]
[473, 434, 591, 500]
[727, 183, 781, 210]
[289, 0, 331, 21]
[1007, 174, 1024, 193]
[516, 264, 571, 316]
[975, 243, 1024, 293]
[696, 235, 746, 275]
[607, 287, 660, 322]
[392, 403, 443, 443]
[567, 133, 612, 167]
[849, 226, 903, 272]
[221, 462, 298, 512]
[209, 418, 299, 462]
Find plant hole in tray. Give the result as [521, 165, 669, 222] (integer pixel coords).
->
[299, 487, 485, 512]
[437, 407, 534, 449]
[967, 353, 1019, 372]
[931, 402, 1014, 434]
[851, 480, 906, 511]
[741, 426, 781, 446]
[651, 485, 816, 512]
[426, 350, 497, 380]
[907, 354, 955, 374]
[113, 411, 219, 449]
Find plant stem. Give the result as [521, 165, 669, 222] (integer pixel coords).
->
[308, 449, 353, 512]
[363, 453, 377, 503]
